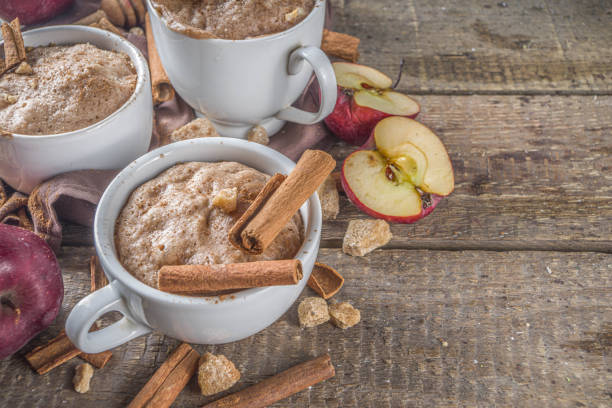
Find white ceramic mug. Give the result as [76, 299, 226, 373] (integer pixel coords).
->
[65, 138, 322, 353]
[146, 0, 336, 138]
[0, 26, 153, 193]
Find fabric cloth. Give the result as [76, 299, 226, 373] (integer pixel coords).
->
[0, 0, 336, 252]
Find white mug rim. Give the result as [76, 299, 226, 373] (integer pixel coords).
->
[3, 25, 149, 140]
[146, 0, 325, 44]
[94, 137, 322, 308]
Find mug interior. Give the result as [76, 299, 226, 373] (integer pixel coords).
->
[5, 25, 149, 139]
[94, 138, 321, 306]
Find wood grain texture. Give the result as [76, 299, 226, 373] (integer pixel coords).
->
[0, 247, 610, 407]
[330, 0, 612, 93]
[61, 94, 612, 252]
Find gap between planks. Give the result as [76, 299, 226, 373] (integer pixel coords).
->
[398, 89, 612, 96]
[320, 239, 612, 254]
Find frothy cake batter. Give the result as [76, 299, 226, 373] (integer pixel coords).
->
[0, 43, 136, 135]
[151, 0, 316, 40]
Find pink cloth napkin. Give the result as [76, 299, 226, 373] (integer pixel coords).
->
[0, 0, 336, 251]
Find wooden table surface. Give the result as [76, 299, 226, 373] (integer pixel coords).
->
[2, 1, 611, 407]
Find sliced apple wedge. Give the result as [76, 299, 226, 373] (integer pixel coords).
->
[374, 117, 454, 196]
[342, 117, 454, 223]
[324, 62, 420, 146]
[335, 62, 393, 89]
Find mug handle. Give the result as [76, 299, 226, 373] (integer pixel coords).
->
[65, 280, 151, 354]
[276, 46, 337, 125]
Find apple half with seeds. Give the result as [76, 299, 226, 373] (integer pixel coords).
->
[324, 62, 420, 146]
[341, 116, 454, 223]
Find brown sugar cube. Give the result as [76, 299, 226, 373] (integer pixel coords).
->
[317, 175, 339, 221]
[329, 302, 361, 329]
[73, 363, 94, 393]
[197, 352, 240, 396]
[129, 26, 144, 36]
[14, 61, 33, 75]
[285, 7, 306, 23]
[0, 93, 17, 109]
[212, 187, 237, 213]
[342, 219, 392, 256]
[298, 297, 329, 328]
[247, 125, 269, 145]
[169, 118, 219, 143]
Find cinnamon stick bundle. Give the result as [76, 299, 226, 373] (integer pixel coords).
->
[321, 29, 360, 62]
[145, 13, 175, 104]
[307, 262, 344, 299]
[202, 354, 335, 408]
[158, 259, 302, 295]
[229, 150, 335, 255]
[127, 343, 200, 408]
[0, 18, 26, 75]
[25, 329, 112, 374]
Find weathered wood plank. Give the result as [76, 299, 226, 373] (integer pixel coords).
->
[62, 95, 612, 252]
[321, 94, 612, 251]
[0, 247, 610, 407]
[331, 0, 612, 93]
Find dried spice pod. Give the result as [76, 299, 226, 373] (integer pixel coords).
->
[307, 262, 344, 299]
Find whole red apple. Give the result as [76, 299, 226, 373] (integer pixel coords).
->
[324, 62, 420, 146]
[0, 224, 63, 359]
[341, 116, 454, 223]
[0, 0, 74, 26]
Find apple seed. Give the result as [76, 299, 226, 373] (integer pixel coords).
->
[385, 165, 396, 182]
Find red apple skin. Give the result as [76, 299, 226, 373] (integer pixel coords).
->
[0, 0, 74, 26]
[340, 155, 444, 224]
[0, 224, 63, 360]
[324, 86, 419, 146]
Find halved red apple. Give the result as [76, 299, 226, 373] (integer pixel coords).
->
[324, 62, 420, 146]
[341, 117, 454, 223]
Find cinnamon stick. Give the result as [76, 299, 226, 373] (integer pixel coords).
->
[230, 150, 335, 255]
[90, 255, 109, 292]
[73, 9, 109, 25]
[90, 17, 125, 37]
[321, 29, 360, 62]
[145, 13, 175, 104]
[202, 354, 335, 408]
[307, 262, 344, 299]
[1, 18, 26, 74]
[25, 329, 112, 374]
[158, 259, 303, 295]
[9, 19, 25, 61]
[127, 343, 200, 408]
[229, 173, 286, 251]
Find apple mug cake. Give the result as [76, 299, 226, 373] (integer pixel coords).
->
[150, 0, 316, 40]
[0, 43, 136, 135]
[114, 161, 304, 288]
